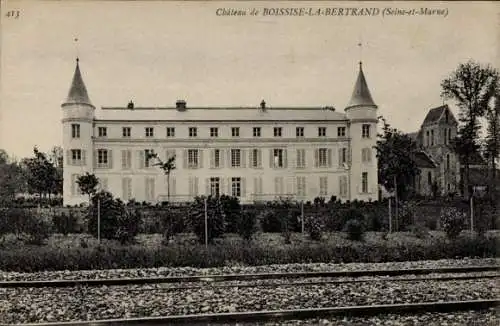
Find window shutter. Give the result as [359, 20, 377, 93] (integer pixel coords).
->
[210, 149, 215, 169]
[269, 149, 274, 168]
[137, 150, 144, 169]
[257, 149, 262, 168]
[314, 149, 319, 168]
[283, 149, 288, 168]
[274, 177, 279, 195]
[206, 178, 210, 196]
[71, 174, 76, 195]
[249, 149, 254, 168]
[220, 177, 225, 195]
[183, 150, 188, 169]
[66, 150, 72, 166]
[219, 149, 224, 168]
[348, 149, 352, 164]
[328, 149, 332, 167]
[241, 149, 246, 168]
[253, 177, 258, 200]
[121, 150, 127, 169]
[121, 178, 127, 200]
[241, 178, 246, 197]
[338, 148, 342, 167]
[194, 177, 199, 196]
[227, 149, 232, 168]
[108, 150, 113, 169]
[82, 150, 87, 166]
[93, 150, 98, 169]
[198, 149, 203, 169]
[227, 178, 232, 196]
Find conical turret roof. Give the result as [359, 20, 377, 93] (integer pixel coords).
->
[346, 62, 377, 110]
[64, 58, 92, 106]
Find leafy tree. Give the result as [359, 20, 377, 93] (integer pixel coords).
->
[76, 172, 99, 203]
[484, 90, 500, 187]
[375, 117, 420, 200]
[22, 147, 60, 204]
[0, 150, 26, 205]
[441, 60, 499, 198]
[189, 195, 226, 244]
[148, 152, 176, 202]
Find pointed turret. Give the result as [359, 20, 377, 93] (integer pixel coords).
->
[346, 62, 377, 110]
[64, 58, 92, 106]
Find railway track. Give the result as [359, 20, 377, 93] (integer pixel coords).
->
[1, 265, 498, 288]
[14, 299, 500, 326]
[2, 265, 498, 325]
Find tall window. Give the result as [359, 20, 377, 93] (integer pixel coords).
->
[71, 149, 82, 164]
[448, 128, 452, 142]
[251, 148, 259, 168]
[122, 127, 131, 138]
[188, 149, 199, 168]
[166, 127, 175, 137]
[430, 129, 434, 146]
[446, 154, 450, 170]
[71, 124, 80, 138]
[145, 127, 154, 137]
[337, 127, 346, 137]
[426, 131, 430, 146]
[98, 127, 107, 137]
[296, 176, 306, 197]
[121, 150, 131, 169]
[296, 149, 306, 168]
[273, 149, 284, 168]
[189, 127, 198, 137]
[213, 149, 221, 168]
[231, 127, 240, 137]
[428, 171, 432, 185]
[319, 176, 328, 196]
[97, 149, 108, 167]
[444, 129, 448, 145]
[339, 148, 347, 165]
[145, 177, 155, 202]
[318, 148, 328, 167]
[144, 149, 154, 168]
[362, 148, 372, 163]
[231, 149, 241, 168]
[296, 127, 304, 137]
[318, 127, 326, 137]
[339, 176, 348, 197]
[210, 127, 219, 137]
[362, 124, 371, 138]
[361, 172, 368, 193]
[231, 177, 241, 197]
[210, 177, 220, 197]
[253, 127, 261, 137]
[273, 127, 282, 137]
[122, 177, 132, 201]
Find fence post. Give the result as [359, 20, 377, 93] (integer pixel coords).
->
[204, 197, 208, 248]
[97, 197, 101, 243]
[470, 194, 474, 233]
[301, 200, 304, 233]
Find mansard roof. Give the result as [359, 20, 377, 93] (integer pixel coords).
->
[346, 62, 377, 110]
[64, 58, 92, 106]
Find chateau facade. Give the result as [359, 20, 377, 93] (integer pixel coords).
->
[62, 59, 379, 205]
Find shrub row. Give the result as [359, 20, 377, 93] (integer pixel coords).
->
[0, 235, 496, 272]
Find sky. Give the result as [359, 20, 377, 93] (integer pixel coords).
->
[1, 0, 499, 159]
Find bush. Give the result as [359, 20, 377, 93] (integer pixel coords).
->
[236, 210, 258, 241]
[87, 191, 140, 243]
[0, 208, 51, 245]
[440, 207, 466, 239]
[52, 211, 78, 235]
[189, 196, 226, 244]
[220, 195, 242, 234]
[158, 207, 187, 245]
[344, 219, 364, 241]
[305, 216, 323, 241]
[408, 224, 430, 239]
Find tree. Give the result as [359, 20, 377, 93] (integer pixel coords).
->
[76, 172, 99, 203]
[0, 150, 25, 205]
[441, 60, 499, 198]
[375, 116, 420, 200]
[148, 152, 176, 202]
[23, 147, 59, 204]
[483, 88, 500, 211]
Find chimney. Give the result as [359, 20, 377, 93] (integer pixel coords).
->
[176, 100, 187, 111]
[260, 99, 266, 110]
[127, 100, 134, 109]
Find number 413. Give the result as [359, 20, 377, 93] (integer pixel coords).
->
[6, 10, 20, 19]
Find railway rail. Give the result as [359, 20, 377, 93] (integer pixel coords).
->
[1, 265, 498, 288]
[14, 299, 500, 326]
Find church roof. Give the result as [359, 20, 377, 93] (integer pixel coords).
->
[65, 58, 92, 106]
[414, 151, 437, 169]
[421, 104, 457, 126]
[346, 62, 377, 110]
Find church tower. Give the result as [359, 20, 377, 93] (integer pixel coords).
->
[61, 58, 95, 206]
[345, 62, 379, 201]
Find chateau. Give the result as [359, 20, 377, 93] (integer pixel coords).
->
[62, 59, 379, 206]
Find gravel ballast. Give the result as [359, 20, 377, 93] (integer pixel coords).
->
[1, 258, 498, 281]
[1, 278, 497, 324]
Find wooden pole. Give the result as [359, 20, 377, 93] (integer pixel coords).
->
[388, 197, 392, 233]
[204, 197, 208, 248]
[97, 197, 101, 243]
[394, 175, 398, 232]
[301, 200, 304, 233]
